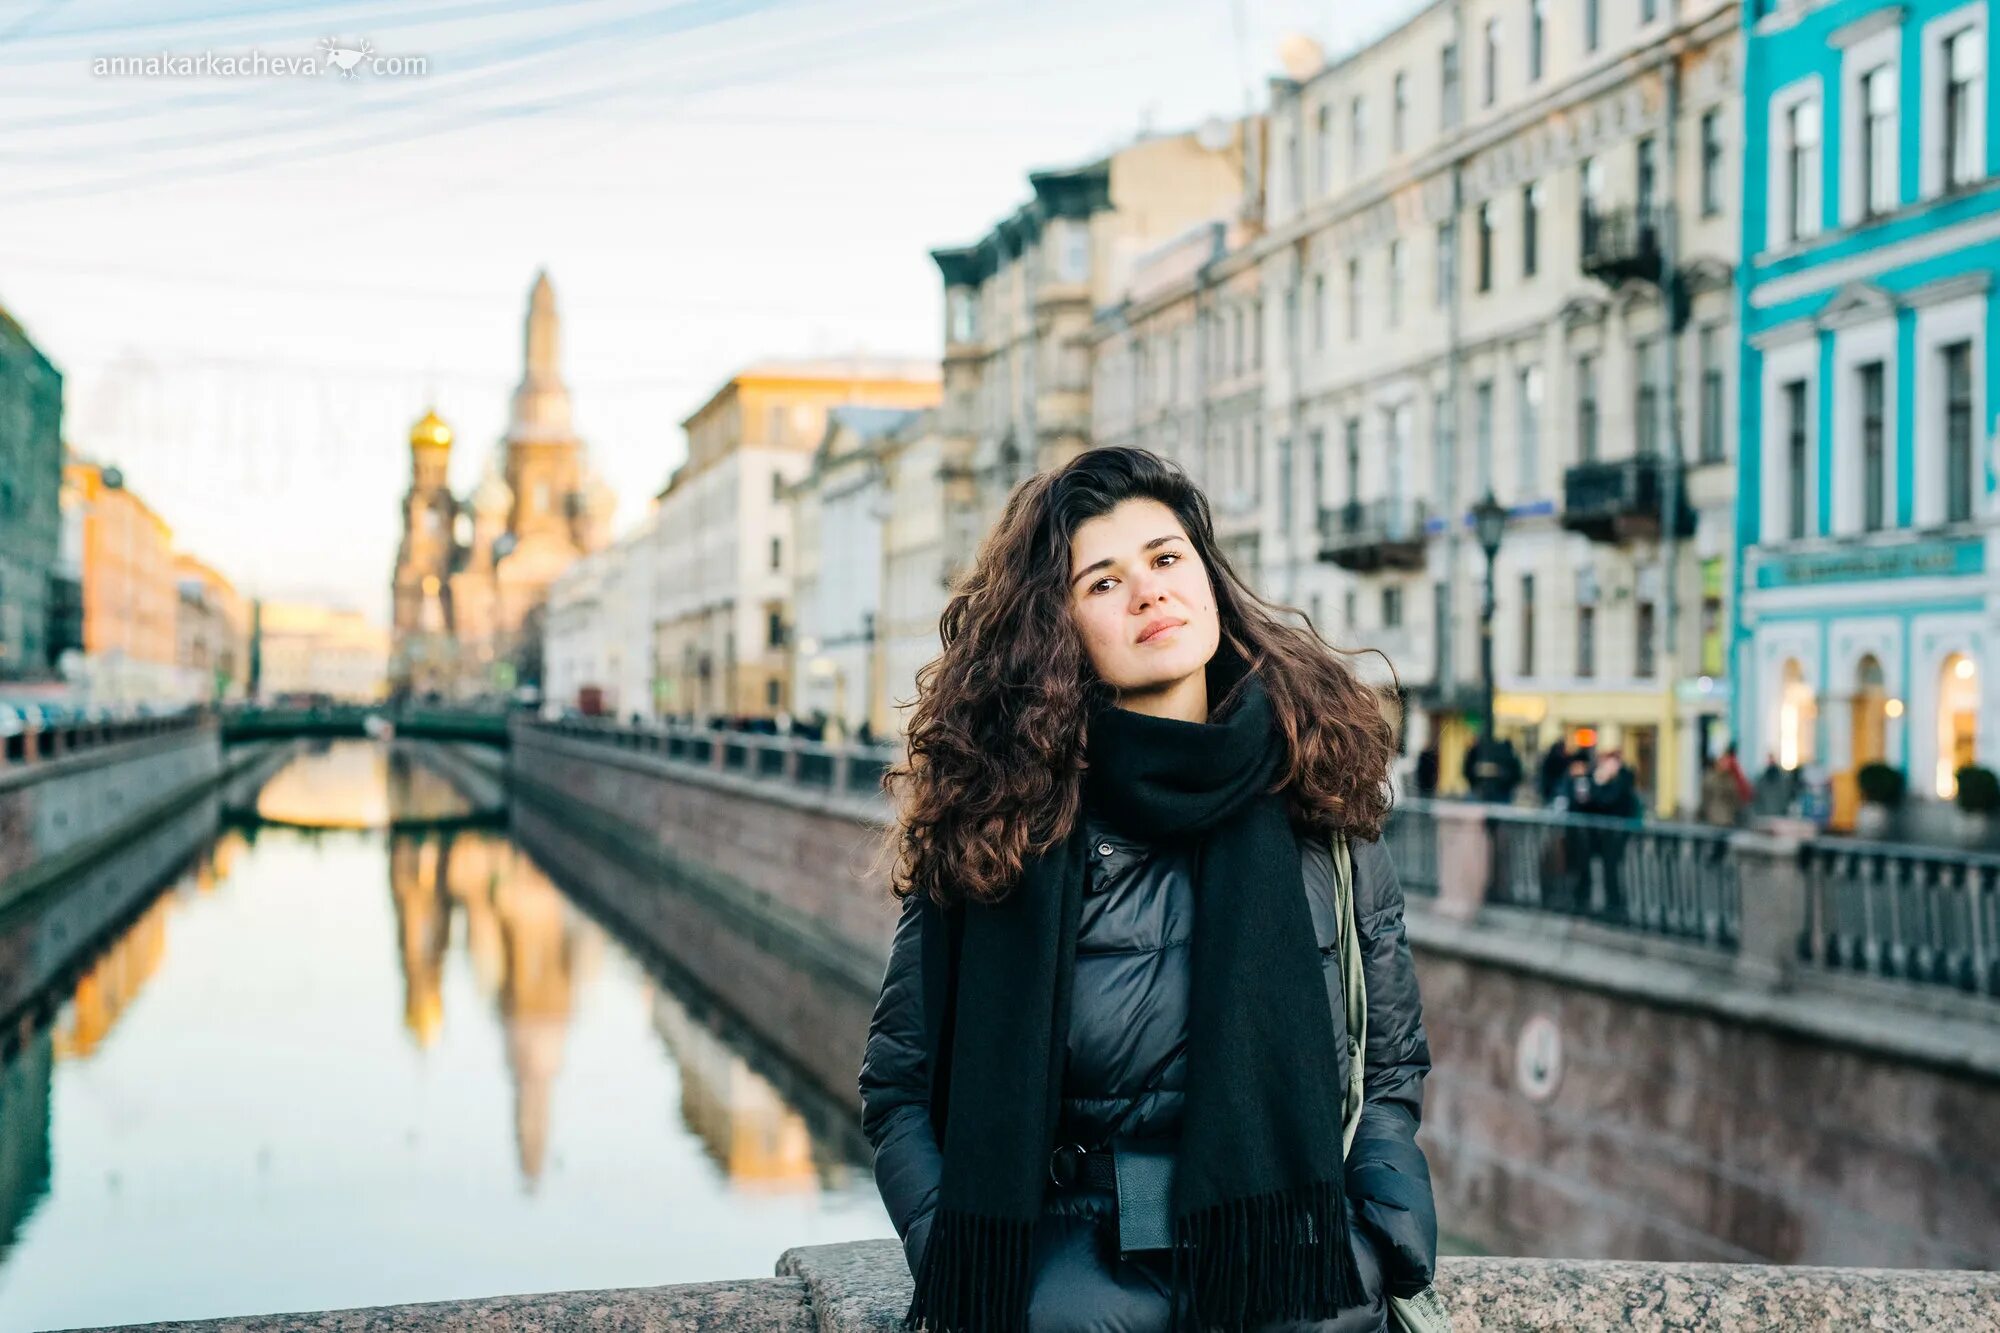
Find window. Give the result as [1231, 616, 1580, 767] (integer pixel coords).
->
[767, 610, 785, 649]
[1435, 221, 1455, 307]
[1382, 586, 1404, 628]
[1476, 200, 1495, 291]
[1482, 19, 1500, 107]
[1344, 589, 1358, 630]
[1860, 360, 1887, 531]
[1233, 307, 1245, 376]
[1057, 224, 1090, 281]
[1783, 378, 1810, 539]
[1474, 379, 1495, 495]
[1698, 325, 1725, 463]
[1945, 26, 1984, 190]
[1785, 97, 1822, 242]
[1577, 604, 1596, 677]
[1313, 273, 1327, 350]
[772, 471, 784, 502]
[1579, 156, 1604, 247]
[1346, 257, 1361, 338]
[770, 536, 783, 571]
[1584, 0, 1600, 53]
[1522, 180, 1543, 276]
[1392, 73, 1408, 152]
[1636, 135, 1657, 218]
[1345, 418, 1363, 500]
[1635, 336, 1660, 456]
[1252, 299, 1264, 368]
[1529, 0, 1546, 82]
[1945, 340, 1974, 521]
[1700, 556, 1726, 676]
[1387, 241, 1404, 326]
[1285, 130, 1304, 211]
[1317, 104, 1333, 196]
[1700, 110, 1724, 216]
[1636, 600, 1657, 678]
[1351, 95, 1367, 174]
[1862, 66, 1898, 216]
[1641, 0, 1658, 22]
[1519, 573, 1536, 675]
[1441, 43, 1461, 128]
[1576, 352, 1600, 461]
[1518, 365, 1544, 494]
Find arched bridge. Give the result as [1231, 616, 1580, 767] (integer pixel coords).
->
[218, 705, 511, 746]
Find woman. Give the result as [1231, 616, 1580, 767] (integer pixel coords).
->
[859, 448, 1437, 1332]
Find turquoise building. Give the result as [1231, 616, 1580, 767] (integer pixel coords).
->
[1736, 0, 1997, 819]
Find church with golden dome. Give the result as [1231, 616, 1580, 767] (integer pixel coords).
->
[390, 271, 614, 699]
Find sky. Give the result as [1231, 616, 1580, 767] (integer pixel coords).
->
[0, 0, 1411, 625]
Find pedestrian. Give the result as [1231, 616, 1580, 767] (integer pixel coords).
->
[1579, 750, 1641, 919]
[1462, 731, 1523, 804]
[860, 446, 1438, 1332]
[1538, 736, 1570, 805]
[1414, 740, 1440, 797]
[1697, 750, 1745, 828]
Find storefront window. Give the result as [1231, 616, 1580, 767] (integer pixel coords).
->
[1852, 654, 1887, 768]
[1936, 653, 1979, 798]
[1779, 658, 1817, 770]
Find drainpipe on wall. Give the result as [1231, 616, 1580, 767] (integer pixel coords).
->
[1441, 0, 1468, 727]
[1659, 23, 1687, 812]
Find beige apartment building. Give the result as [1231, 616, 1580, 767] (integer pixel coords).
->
[1250, 0, 1741, 811]
[651, 358, 938, 722]
[930, 126, 1260, 552]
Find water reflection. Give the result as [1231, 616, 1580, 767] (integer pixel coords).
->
[0, 740, 889, 1330]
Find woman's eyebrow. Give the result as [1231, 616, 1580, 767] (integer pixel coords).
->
[1069, 534, 1185, 588]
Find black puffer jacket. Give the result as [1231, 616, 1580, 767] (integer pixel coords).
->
[859, 805, 1437, 1331]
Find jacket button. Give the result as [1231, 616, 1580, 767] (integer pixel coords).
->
[1096, 841, 1114, 856]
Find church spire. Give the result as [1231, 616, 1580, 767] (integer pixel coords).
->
[507, 268, 573, 444]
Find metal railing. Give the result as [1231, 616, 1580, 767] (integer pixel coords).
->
[1384, 798, 1440, 896]
[1486, 806, 1740, 949]
[1799, 838, 2000, 997]
[1, 710, 207, 768]
[530, 717, 900, 803]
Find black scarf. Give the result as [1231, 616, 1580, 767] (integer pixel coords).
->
[907, 643, 1361, 1332]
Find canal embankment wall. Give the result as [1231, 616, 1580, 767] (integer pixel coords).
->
[506, 722, 2000, 1272]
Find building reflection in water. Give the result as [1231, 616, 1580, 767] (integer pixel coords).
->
[649, 985, 850, 1194]
[0, 1033, 52, 1261]
[386, 823, 603, 1191]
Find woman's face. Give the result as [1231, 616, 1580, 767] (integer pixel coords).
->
[1067, 496, 1220, 703]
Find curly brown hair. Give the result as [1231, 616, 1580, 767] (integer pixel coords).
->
[879, 446, 1399, 908]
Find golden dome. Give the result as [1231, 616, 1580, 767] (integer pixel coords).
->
[410, 409, 453, 451]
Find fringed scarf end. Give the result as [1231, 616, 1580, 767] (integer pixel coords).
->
[1168, 1177, 1366, 1333]
[901, 1207, 1036, 1333]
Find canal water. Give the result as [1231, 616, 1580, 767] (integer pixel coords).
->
[0, 742, 890, 1331]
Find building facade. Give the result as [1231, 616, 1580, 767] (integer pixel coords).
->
[258, 601, 390, 702]
[0, 302, 63, 680]
[389, 271, 613, 701]
[1736, 0, 1998, 823]
[63, 459, 182, 704]
[173, 552, 248, 702]
[931, 128, 1257, 554]
[650, 359, 938, 723]
[785, 407, 925, 738]
[1089, 219, 1271, 578]
[1254, 0, 1742, 811]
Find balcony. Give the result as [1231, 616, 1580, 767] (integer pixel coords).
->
[1561, 455, 1695, 544]
[1318, 497, 1430, 573]
[1580, 206, 1663, 287]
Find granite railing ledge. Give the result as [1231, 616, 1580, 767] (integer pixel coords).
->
[775, 1239, 2000, 1333]
[66, 1276, 818, 1333]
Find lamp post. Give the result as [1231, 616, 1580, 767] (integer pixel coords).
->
[1470, 492, 1508, 749]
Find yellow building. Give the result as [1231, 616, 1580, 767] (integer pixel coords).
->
[63, 459, 179, 698]
[652, 358, 939, 721]
[174, 551, 248, 701]
[257, 600, 391, 702]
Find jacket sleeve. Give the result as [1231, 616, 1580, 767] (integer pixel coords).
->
[857, 892, 944, 1279]
[1345, 835, 1439, 1299]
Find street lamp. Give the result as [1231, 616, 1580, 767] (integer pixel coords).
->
[1470, 492, 1508, 750]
